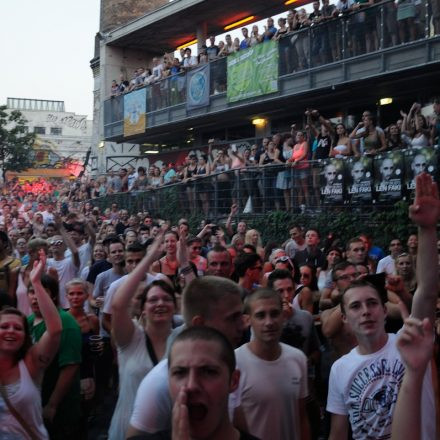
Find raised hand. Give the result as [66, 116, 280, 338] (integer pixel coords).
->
[172, 387, 190, 440]
[177, 231, 189, 266]
[149, 225, 168, 261]
[30, 249, 46, 285]
[230, 203, 238, 216]
[409, 173, 440, 228]
[397, 315, 433, 372]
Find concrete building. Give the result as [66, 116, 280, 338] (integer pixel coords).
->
[91, 0, 440, 174]
[6, 97, 92, 169]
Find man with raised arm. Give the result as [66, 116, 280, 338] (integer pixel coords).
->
[327, 173, 438, 440]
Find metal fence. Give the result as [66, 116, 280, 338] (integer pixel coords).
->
[91, 147, 439, 220]
[103, 0, 436, 130]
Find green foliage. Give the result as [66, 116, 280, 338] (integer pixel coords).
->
[0, 106, 35, 177]
[240, 203, 413, 249]
[92, 189, 414, 248]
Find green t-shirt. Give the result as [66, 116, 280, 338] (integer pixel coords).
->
[28, 309, 82, 424]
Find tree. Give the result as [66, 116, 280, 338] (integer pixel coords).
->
[0, 105, 35, 180]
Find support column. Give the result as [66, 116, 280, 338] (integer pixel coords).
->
[196, 22, 207, 53]
[253, 117, 271, 138]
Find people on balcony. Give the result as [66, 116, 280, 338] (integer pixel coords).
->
[288, 131, 310, 211]
[330, 123, 352, 158]
[240, 27, 251, 50]
[350, 110, 386, 156]
[400, 102, 431, 148]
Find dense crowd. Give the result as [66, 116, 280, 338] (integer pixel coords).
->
[110, 0, 439, 96]
[93, 100, 440, 214]
[0, 165, 439, 439]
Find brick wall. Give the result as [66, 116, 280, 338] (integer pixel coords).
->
[101, 0, 169, 32]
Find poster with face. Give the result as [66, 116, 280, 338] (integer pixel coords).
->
[404, 146, 438, 195]
[346, 156, 373, 203]
[373, 151, 403, 202]
[320, 158, 344, 205]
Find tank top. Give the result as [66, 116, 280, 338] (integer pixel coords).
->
[364, 130, 380, 152]
[197, 165, 207, 176]
[186, 165, 197, 178]
[411, 133, 429, 148]
[0, 360, 48, 439]
[292, 285, 305, 311]
[291, 142, 309, 169]
[16, 271, 31, 316]
[261, 152, 274, 165]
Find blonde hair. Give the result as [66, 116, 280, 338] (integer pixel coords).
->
[245, 229, 262, 248]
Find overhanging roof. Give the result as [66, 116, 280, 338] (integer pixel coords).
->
[105, 0, 308, 54]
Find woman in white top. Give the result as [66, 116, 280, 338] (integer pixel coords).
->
[330, 123, 352, 158]
[0, 251, 61, 439]
[14, 238, 48, 317]
[108, 231, 175, 440]
[401, 103, 431, 148]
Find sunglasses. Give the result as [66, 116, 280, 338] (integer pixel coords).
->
[50, 240, 63, 246]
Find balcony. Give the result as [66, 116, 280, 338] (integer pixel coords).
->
[91, 146, 439, 222]
[103, 0, 440, 142]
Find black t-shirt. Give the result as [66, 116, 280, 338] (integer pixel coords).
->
[294, 248, 325, 269]
[314, 134, 332, 159]
[86, 260, 112, 284]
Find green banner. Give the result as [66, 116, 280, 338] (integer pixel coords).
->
[227, 40, 279, 103]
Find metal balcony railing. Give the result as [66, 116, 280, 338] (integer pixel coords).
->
[91, 146, 439, 220]
[103, 0, 438, 136]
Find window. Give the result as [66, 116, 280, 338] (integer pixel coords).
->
[33, 126, 46, 134]
[50, 127, 62, 135]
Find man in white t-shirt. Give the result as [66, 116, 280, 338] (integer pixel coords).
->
[64, 220, 96, 274]
[376, 238, 403, 276]
[126, 276, 245, 438]
[46, 217, 80, 308]
[235, 288, 310, 440]
[327, 173, 438, 440]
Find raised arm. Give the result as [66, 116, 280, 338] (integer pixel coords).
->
[26, 250, 62, 380]
[55, 213, 80, 269]
[177, 230, 196, 286]
[391, 307, 434, 440]
[226, 204, 238, 237]
[112, 229, 165, 347]
[409, 173, 440, 324]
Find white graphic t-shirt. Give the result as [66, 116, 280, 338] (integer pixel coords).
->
[327, 333, 435, 440]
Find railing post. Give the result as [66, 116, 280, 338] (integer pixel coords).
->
[425, 0, 430, 38]
[341, 16, 347, 60]
[308, 27, 312, 69]
[213, 173, 218, 221]
[379, 3, 385, 50]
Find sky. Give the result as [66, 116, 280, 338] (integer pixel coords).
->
[0, 1, 313, 120]
[1, 0, 100, 118]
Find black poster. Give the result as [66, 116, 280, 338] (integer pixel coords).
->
[346, 156, 373, 204]
[404, 147, 438, 196]
[320, 158, 344, 205]
[373, 151, 403, 203]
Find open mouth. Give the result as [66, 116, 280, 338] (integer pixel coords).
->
[188, 403, 208, 421]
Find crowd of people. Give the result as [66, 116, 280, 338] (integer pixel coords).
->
[95, 100, 440, 214]
[0, 168, 439, 439]
[110, 0, 439, 97]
